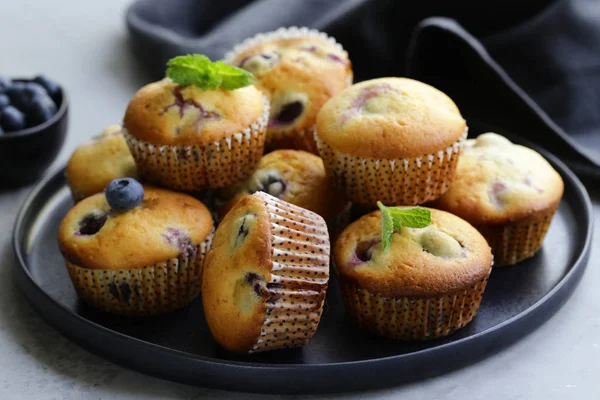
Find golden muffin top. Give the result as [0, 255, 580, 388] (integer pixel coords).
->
[316, 77, 466, 159]
[58, 186, 213, 270]
[432, 133, 564, 225]
[335, 207, 492, 297]
[225, 28, 352, 144]
[219, 149, 347, 221]
[66, 124, 138, 200]
[123, 78, 267, 146]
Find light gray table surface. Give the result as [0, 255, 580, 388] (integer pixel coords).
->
[1, 1, 599, 399]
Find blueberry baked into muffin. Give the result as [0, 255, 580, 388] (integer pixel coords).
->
[66, 124, 138, 202]
[315, 77, 467, 207]
[58, 179, 214, 316]
[218, 149, 348, 223]
[202, 192, 330, 353]
[432, 133, 564, 266]
[123, 56, 269, 191]
[224, 26, 352, 153]
[334, 206, 492, 340]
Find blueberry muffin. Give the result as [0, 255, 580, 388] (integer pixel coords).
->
[202, 192, 330, 353]
[66, 124, 138, 202]
[123, 78, 269, 191]
[315, 77, 467, 207]
[431, 133, 564, 266]
[224, 26, 352, 153]
[218, 149, 348, 222]
[335, 207, 492, 340]
[58, 184, 214, 316]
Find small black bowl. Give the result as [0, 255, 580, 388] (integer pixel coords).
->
[0, 81, 68, 188]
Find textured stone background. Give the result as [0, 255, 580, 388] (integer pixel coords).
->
[0, 1, 599, 399]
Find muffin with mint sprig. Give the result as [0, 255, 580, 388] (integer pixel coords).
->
[124, 55, 269, 191]
[66, 124, 138, 202]
[58, 178, 214, 316]
[335, 202, 492, 340]
[224, 27, 352, 154]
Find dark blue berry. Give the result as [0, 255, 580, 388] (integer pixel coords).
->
[0, 126, 4, 135]
[0, 93, 9, 109]
[1, 106, 26, 132]
[105, 178, 144, 211]
[0, 77, 10, 91]
[33, 75, 61, 100]
[28, 94, 57, 126]
[6, 82, 51, 113]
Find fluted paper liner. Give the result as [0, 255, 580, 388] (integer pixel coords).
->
[478, 206, 558, 266]
[65, 231, 213, 316]
[315, 129, 468, 207]
[124, 97, 269, 191]
[340, 275, 489, 340]
[265, 124, 320, 155]
[250, 192, 330, 353]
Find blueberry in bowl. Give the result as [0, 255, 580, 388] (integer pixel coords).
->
[0, 75, 68, 188]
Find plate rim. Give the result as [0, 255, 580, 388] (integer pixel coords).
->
[11, 139, 594, 392]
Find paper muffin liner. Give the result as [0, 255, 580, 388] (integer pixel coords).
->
[249, 192, 330, 353]
[339, 274, 489, 340]
[477, 206, 558, 266]
[315, 129, 468, 207]
[124, 97, 269, 191]
[64, 231, 213, 316]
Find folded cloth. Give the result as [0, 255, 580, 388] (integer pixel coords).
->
[126, 0, 600, 175]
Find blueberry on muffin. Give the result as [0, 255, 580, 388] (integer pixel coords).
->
[58, 182, 214, 316]
[66, 124, 138, 202]
[225, 26, 352, 153]
[202, 192, 330, 353]
[431, 132, 564, 266]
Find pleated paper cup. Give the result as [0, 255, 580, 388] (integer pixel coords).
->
[315, 129, 468, 207]
[477, 206, 558, 266]
[340, 274, 489, 340]
[124, 97, 269, 191]
[65, 232, 213, 316]
[265, 124, 319, 155]
[249, 192, 330, 352]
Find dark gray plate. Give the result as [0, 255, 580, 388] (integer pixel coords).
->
[12, 135, 592, 394]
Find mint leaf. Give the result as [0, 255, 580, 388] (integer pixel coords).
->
[165, 54, 253, 91]
[213, 61, 254, 90]
[377, 201, 395, 253]
[388, 206, 431, 228]
[377, 202, 431, 253]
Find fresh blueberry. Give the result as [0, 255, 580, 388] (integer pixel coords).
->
[0, 93, 9, 109]
[105, 178, 144, 211]
[28, 94, 57, 126]
[33, 75, 61, 100]
[0, 106, 26, 132]
[0, 126, 4, 135]
[0, 77, 10, 91]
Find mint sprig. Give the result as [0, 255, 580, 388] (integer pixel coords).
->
[377, 201, 431, 253]
[166, 54, 253, 91]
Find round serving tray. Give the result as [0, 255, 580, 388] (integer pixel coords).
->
[12, 135, 592, 394]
